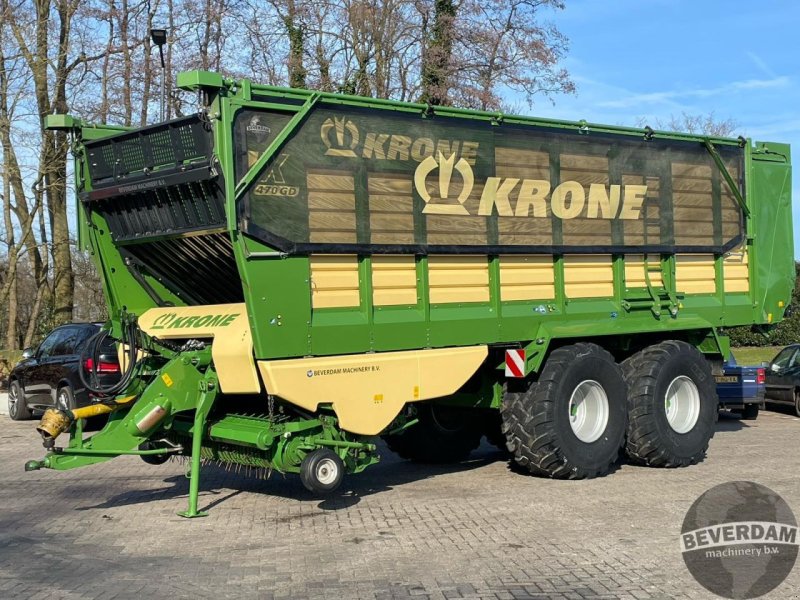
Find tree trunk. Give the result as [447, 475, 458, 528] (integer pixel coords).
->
[119, 0, 133, 125]
[420, 0, 456, 105]
[284, 0, 307, 88]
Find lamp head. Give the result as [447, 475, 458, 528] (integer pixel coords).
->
[150, 28, 167, 46]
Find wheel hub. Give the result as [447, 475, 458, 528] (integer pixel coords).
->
[664, 375, 700, 433]
[567, 380, 609, 443]
[315, 458, 339, 485]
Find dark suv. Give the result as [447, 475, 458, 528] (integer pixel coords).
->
[7, 323, 120, 420]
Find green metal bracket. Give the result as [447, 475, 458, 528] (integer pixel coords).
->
[39, 351, 211, 472]
[641, 255, 679, 319]
[45, 114, 82, 131]
[54, 446, 181, 457]
[177, 70, 225, 92]
[233, 92, 321, 200]
[178, 374, 219, 519]
[499, 334, 552, 377]
[704, 140, 750, 217]
[697, 328, 730, 359]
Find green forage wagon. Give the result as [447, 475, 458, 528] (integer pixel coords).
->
[28, 71, 794, 516]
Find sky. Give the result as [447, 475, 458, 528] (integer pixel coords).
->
[524, 0, 800, 257]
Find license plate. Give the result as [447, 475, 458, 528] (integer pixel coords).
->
[715, 375, 739, 383]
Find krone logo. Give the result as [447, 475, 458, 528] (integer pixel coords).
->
[321, 117, 359, 157]
[414, 151, 474, 215]
[151, 312, 178, 330]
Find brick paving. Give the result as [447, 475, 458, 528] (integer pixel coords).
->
[0, 409, 799, 599]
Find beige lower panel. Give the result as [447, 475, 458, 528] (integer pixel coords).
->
[428, 255, 490, 303]
[372, 255, 418, 306]
[138, 303, 260, 394]
[675, 254, 717, 294]
[258, 346, 488, 435]
[723, 246, 750, 293]
[499, 255, 555, 301]
[310, 254, 360, 308]
[563, 255, 614, 298]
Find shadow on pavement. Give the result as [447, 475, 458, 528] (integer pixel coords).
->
[76, 442, 510, 513]
[716, 410, 751, 432]
[72, 411, 767, 515]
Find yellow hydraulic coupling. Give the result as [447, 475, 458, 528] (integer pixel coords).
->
[36, 409, 73, 442]
[36, 395, 137, 447]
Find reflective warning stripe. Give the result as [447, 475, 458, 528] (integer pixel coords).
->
[505, 349, 526, 378]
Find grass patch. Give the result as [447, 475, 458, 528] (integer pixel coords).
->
[730, 346, 783, 365]
[0, 350, 23, 363]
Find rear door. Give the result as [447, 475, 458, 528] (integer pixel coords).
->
[24, 328, 68, 407]
[70, 325, 101, 401]
[765, 347, 797, 402]
[45, 326, 85, 403]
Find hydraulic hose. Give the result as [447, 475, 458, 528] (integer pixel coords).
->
[79, 316, 141, 397]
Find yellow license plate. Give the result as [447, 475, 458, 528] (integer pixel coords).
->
[715, 375, 739, 383]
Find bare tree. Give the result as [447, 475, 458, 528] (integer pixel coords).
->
[636, 112, 739, 137]
[1, 0, 577, 350]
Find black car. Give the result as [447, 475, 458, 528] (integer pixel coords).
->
[764, 343, 800, 416]
[7, 323, 120, 420]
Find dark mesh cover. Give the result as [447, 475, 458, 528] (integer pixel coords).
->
[237, 105, 744, 254]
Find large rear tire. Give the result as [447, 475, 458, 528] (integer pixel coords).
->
[382, 403, 483, 463]
[623, 341, 718, 467]
[500, 343, 627, 479]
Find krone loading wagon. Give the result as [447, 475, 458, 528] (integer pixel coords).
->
[25, 71, 794, 517]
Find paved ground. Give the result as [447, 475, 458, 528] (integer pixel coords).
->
[0, 408, 798, 600]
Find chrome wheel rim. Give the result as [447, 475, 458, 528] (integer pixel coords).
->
[315, 458, 339, 486]
[568, 380, 609, 443]
[56, 390, 70, 411]
[665, 376, 700, 433]
[8, 386, 18, 414]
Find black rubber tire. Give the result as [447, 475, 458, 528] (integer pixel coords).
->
[382, 403, 483, 463]
[483, 411, 508, 452]
[740, 403, 759, 420]
[795, 389, 800, 418]
[300, 448, 344, 494]
[55, 385, 75, 412]
[622, 340, 718, 467]
[8, 380, 32, 421]
[138, 441, 172, 465]
[500, 343, 627, 479]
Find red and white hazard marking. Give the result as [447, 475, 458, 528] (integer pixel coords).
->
[505, 349, 526, 378]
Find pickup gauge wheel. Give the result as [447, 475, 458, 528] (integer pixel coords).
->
[500, 343, 627, 479]
[139, 441, 172, 465]
[623, 341, 718, 467]
[300, 448, 344, 494]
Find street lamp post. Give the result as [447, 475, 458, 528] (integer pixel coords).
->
[150, 28, 168, 121]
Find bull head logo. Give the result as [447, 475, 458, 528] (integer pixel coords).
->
[414, 152, 473, 215]
[321, 117, 359, 157]
[151, 312, 177, 330]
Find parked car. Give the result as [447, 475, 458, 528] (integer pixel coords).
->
[763, 344, 800, 416]
[715, 354, 765, 420]
[7, 323, 120, 420]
